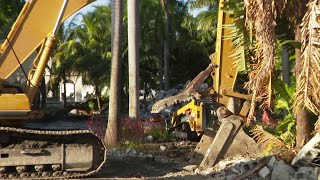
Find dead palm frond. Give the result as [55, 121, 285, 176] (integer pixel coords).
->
[251, 125, 296, 162]
[294, 0, 320, 115]
[252, 125, 289, 151]
[314, 116, 320, 133]
[244, 0, 276, 123]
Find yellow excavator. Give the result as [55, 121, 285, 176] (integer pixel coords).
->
[152, 0, 258, 169]
[0, 0, 106, 179]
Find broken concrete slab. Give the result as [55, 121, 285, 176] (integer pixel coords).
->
[267, 156, 277, 170]
[258, 166, 270, 178]
[297, 166, 316, 176]
[198, 115, 260, 170]
[125, 148, 137, 156]
[160, 145, 167, 151]
[292, 133, 320, 166]
[271, 160, 296, 180]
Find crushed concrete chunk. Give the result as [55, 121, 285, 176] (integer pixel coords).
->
[292, 133, 320, 166]
[160, 145, 167, 151]
[231, 167, 240, 174]
[298, 166, 315, 175]
[271, 160, 296, 180]
[126, 148, 137, 156]
[267, 156, 277, 170]
[145, 135, 153, 142]
[259, 166, 270, 178]
[226, 174, 236, 180]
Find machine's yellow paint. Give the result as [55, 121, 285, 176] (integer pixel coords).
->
[0, 0, 94, 80]
[213, 0, 238, 105]
[0, 0, 95, 120]
[171, 100, 208, 135]
[0, 94, 30, 110]
[170, 0, 251, 135]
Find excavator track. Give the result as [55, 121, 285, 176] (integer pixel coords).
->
[0, 127, 106, 179]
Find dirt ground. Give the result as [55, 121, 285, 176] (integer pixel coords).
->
[89, 141, 212, 180]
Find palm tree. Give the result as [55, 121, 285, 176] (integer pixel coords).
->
[0, 0, 24, 39]
[244, 0, 312, 150]
[52, 6, 112, 110]
[161, 0, 170, 90]
[294, 0, 317, 149]
[70, 6, 112, 110]
[127, 0, 140, 119]
[106, 0, 123, 146]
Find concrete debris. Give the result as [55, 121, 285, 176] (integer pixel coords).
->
[231, 167, 240, 174]
[160, 145, 167, 151]
[297, 166, 315, 175]
[271, 160, 300, 180]
[193, 154, 320, 180]
[258, 166, 270, 178]
[267, 156, 277, 170]
[125, 148, 137, 156]
[292, 133, 320, 166]
[145, 135, 154, 142]
[182, 165, 197, 172]
[226, 174, 236, 180]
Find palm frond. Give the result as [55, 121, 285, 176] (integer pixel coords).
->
[252, 125, 296, 161]
[244, 0, 276, 123]
[294, 0, 320, 115]
[315, 116, 320, 133]
[190, 0, 218, 10]
[223, 1, 251, 72]
[251, 125, 289, 152]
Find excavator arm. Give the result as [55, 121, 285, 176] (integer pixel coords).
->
[0, 1, 107, 179]
[0, 0, 94, 120]
[152, 0, 259, 169]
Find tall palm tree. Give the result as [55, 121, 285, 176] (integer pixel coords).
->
[127, 0, 140, 119]
[244, 0, 311, 150]
[161, 0, 170, 90]
[106, 0, 123, 146]
[294, 0, 317, 149]
[244, 0, 277, 121]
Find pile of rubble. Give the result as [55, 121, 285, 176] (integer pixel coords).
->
[193, 133, 320, 180]
[192, 155, 319, 180]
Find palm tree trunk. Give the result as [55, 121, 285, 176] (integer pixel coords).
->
[295, 25, 311, 150]
[282, 45, 290, 85]
[106, 0, 123, 147]
[62, 72, 67, 108]
[128, 0, 140, 120]
[161, 0, 170, 90]
[95, 85, 101, 111]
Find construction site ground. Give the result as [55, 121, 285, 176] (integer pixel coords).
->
[92, 141, 208, 180]
[31, 115, 319, 180]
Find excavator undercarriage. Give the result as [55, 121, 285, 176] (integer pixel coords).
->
[0, 127, 106, 179]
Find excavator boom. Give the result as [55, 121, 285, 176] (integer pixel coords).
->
[0, 0, 94, 80]
[152, 0, 258, 169]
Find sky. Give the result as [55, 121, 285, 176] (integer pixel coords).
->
[64, 0, 206, 26]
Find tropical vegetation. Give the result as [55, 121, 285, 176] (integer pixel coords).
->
[3, 0, 320, 150]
